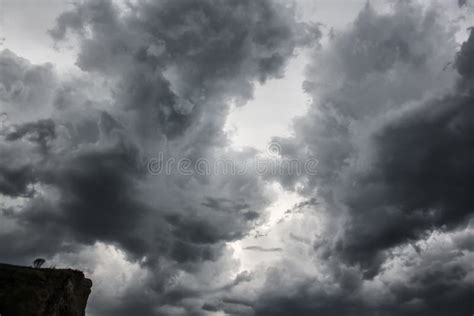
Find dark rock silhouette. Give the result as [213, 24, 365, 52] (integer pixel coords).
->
[0, 263, 92, 316]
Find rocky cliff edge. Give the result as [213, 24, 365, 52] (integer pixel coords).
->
[0, 263, 92, 316]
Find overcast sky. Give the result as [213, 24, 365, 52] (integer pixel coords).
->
[1, 0, 474, 315]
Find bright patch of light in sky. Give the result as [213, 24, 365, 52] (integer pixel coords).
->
[229, 182, 305, 272]
[50, 242, 150, 303]
[0, 0, 77, 73]
[224, 51, 312, 152]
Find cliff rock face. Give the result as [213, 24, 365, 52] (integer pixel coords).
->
[0, 263, 92, 316]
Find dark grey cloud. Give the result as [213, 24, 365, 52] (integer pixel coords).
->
[4, 119, 56, 153]
[0, 119, 147, 262]
[273, 0, 466, 269]
[248, 2, 474, 315]
[0, 0, 316, 314]
[334, 21, 474, 273]
[0, 119, 56, 198]
[49, 0, 317, 139]
[5, 1, 473, 315]
[341, 90, 474, 269]
[243, 246, 282, 253]
[253, 226, 474, 316]
[255, 274, 474, 316]
[0, 165, 35, 197]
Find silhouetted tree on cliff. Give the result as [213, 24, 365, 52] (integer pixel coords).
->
[33, 258, 45, 268]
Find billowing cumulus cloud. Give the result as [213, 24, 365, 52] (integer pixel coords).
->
[0, 50, 57, 122]
[244, 2, 474, 315]
[273, 0, 465, 267]
[49, 0, 317, 139]
[1, 1, 473, 315]
[0, 0, 317, 314]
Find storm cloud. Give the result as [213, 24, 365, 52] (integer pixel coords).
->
[249, 2, 474, 315]
[0, 0, 316, 314]
[1, 1, 473, 316]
